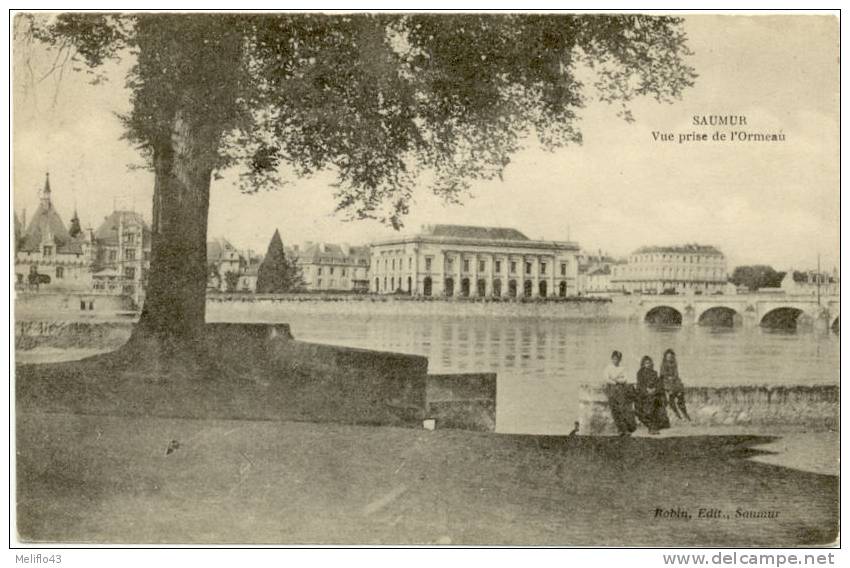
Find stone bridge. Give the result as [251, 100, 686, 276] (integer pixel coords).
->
[631, 294, 839, 331]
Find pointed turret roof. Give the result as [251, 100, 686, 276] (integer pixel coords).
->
[17, 173, 91, 254]
[69, 207, 82, 238]
[19, 173, 73, 253]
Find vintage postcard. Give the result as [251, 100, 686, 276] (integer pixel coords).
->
[11, 11, 840, 547]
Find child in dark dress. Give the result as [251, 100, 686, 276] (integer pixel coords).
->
[660, 348, 690, 421]
[636, 355, 670, 435]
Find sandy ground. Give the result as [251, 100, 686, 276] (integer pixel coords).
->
[15, 346, 838, 478]
[15, 347, 114, 364]
[631, 425, 838, 477]
[16, 412, 838, 546]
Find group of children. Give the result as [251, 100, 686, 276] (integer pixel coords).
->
[602, 348, 690, 436]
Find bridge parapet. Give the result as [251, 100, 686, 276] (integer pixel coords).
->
[632, 294, 839, 331]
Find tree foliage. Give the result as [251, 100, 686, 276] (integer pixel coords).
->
[729, 265, 785, 291]
[224, 270, 241, 293]
[21, 13, 696, 228]
[256, 229, 305, 294]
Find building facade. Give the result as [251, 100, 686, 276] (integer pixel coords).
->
[15, 173, 152, 310]
[611, 244, 727, 294]
[15, 174, 96, 292]
[92, 210, 151, 307]
[207, 238, 248, 292]
[576, 253, 627, 295]
[780, 269, 839, 296]
[369, 224, 580, 298]
[296, 242, 370, 292]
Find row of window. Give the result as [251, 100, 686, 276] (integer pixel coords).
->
[631, 254, 723, 264]
[23, 265, 143, 281]
[374, 276, 573, 298]
[40, 245, 149, 261]
[628, 266, 725, 277]
[378, 256, 571, 277]
[316, 266, 353, 276]
[315, 278, 349, 288]
[315, 256, 368, 265]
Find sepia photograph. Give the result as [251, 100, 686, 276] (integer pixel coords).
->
[10, 9, 840, 548]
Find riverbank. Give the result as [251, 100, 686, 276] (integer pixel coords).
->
[16, 412, 838, 545]
[206, 293, 617, 321]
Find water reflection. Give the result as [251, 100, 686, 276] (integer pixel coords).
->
[270, 313, 840, 435]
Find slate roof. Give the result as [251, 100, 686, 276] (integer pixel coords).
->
[298, 242, 369, 264]
[18, 201, 76, 253]
[422, 224, 530, 241]
[633, 244, 723, 256]
[207, 238, 239, 262]
[94, 211, 150, 246]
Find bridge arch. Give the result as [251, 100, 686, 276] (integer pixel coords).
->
[697, 306, 741, 327]
[644, 305, 683, 326]
[760, 307, 806, 331]
[831, 315, 839, 334]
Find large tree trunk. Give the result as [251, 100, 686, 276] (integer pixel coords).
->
[127, 110, 219, 362]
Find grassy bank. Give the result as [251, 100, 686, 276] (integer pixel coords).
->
[17, 412, 837, 545]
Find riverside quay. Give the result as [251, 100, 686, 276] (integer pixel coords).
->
[369, 224, 580, 298]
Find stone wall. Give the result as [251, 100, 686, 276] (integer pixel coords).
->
[265, 336, 431, 426]
[15, 320, 133, 350]
[16, 320, 497, 431]
[207, 293, 613, 320]
[578, 383, 839, 435]
[15, 292, 131, 321]
[426, 373, 497, 432]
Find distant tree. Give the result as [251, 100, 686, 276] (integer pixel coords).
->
[256, 229, 305, 293]
[729, 265, 784, 291]
[22, 13, 696, 359]
[224, 270, 241, 293]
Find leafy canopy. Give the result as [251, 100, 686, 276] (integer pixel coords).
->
[729, 265, 785, 291]
[23, 13, 696, 228]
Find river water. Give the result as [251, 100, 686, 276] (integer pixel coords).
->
[270, 312, 839, 435]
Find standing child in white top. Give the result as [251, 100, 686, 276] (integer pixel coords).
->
[602, 350, 637, 436]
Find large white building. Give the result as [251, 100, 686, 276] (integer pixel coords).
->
[369, 224, 580, 298]
[611, 244, 727, 294]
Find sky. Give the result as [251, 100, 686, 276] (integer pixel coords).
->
[12, 14, 839, 271]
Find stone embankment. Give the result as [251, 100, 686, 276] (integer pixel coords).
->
[206, 293, 615, 320]
[578, 383, 838, 435]
[15, 320, 133, 351]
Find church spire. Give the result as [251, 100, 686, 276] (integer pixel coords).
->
[40, 172, 52, 210]
[69, 203, 82, 238]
